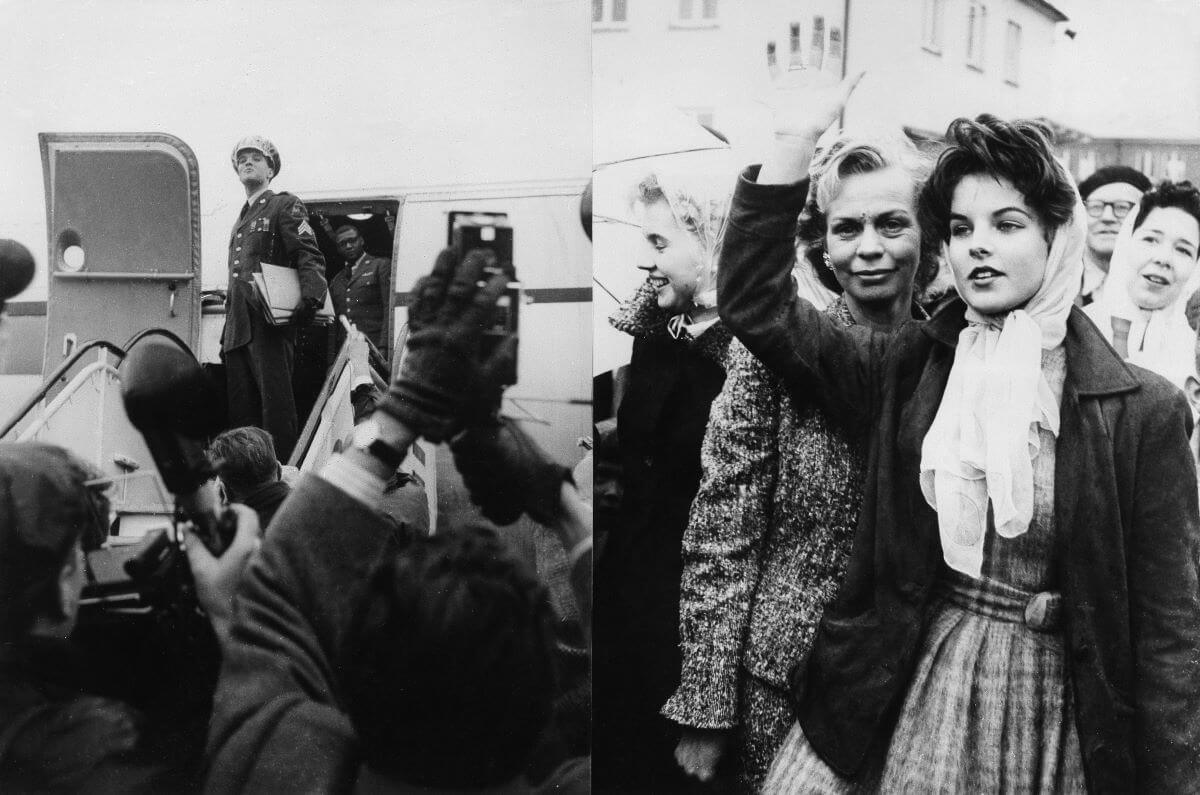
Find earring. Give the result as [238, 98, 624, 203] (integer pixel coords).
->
[821, 251, 835, 273]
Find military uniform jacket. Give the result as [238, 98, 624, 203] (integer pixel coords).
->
[222, 190, 328, 353]
[330, 253, 392, 354]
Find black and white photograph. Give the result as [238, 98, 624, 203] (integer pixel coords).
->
[3, 0, 1200, 792]
[0, 1, 592, 792]
[592, 1, 1200, 793]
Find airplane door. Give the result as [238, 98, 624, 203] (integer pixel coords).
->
[39, 133, 202, 377]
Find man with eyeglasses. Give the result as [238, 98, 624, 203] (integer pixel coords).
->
[330, 224, 393, 360]
[1076, 165, 1153, 306]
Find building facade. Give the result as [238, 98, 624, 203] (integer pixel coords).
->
[593, 0, 1070, 159]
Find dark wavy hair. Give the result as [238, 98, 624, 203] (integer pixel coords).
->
[920, 115, 1076, 244]
[343, 523, 557, 789]
[796, 131, 940, 294]
[1133, 180, 1200, 252]
[207, 426, 279, 498]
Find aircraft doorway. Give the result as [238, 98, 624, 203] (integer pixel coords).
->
[294, 199, 399, 425]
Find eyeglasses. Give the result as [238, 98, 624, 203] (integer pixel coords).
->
[1084, 199, 1137, 219]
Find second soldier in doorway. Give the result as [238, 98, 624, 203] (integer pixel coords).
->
[222, 136, 327, 462]
[330, 224, 393, 359]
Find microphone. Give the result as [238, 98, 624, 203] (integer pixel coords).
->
[0, 240, 36, 304]
[121, 337, 233, 555]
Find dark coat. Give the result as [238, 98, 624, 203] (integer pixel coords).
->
[205, 474, 398, 793]
[221, 190, 327, 353]
[593, 327, 730, 791]
[717, 166, 1200, 793]
[238, 479, 291, 529]
[0, 638, 175, 792]
[329, 253, 393, 357]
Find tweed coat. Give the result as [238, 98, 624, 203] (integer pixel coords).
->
[221, 190, 327, 353]
[717, 166, 1200, 793]
[662, 318, 864, 727]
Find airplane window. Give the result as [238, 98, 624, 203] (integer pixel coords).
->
[62, 244, 85, 271]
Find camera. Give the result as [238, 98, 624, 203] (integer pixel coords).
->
[449, 213, 520, 386]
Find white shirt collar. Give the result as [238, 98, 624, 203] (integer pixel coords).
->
[1080, 252, 1107, 302]
[244, 185, 270, 210]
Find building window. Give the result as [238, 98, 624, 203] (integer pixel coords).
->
[1004, 21, 1021, 85]
[966, 1, 987, 70]
[673, 0, 718, 28]
[593, 0, 628, 30]
[921, 0, 945, 53]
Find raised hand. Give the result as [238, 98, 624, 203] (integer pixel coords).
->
[759, 16, 864, 185]
[766, 17, 863, 143]
[377, 248, 509, 442]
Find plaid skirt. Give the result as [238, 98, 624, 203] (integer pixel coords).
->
[762, 571, 1087, 794]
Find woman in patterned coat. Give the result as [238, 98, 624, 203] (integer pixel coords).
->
[663, 131, 938, 791]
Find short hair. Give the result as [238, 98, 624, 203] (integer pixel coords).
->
[920, 114, 1077, 243]
[207, 427, 278, 498]
[1078, 165, 1152, 200]
[334, 224, 361, 240]
[796, 131, 939, 292]
[344, 524, 557, 789]
[0, 443, 109, 641]
[1132, 181, 1200, 254]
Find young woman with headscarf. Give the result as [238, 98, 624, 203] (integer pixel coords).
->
[1084, 180, 1200, 391]
[592, 167, 737, 792]
[662, 131, 939, 792]
[717, 80, 1200, 791]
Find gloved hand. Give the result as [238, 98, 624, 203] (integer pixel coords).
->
[451, 416, 572, 527]
[292, 296, 319, 326]
[376, 248, 509, 442]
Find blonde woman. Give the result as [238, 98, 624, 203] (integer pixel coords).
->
[664, 131, 937, 791]
[593, 169, 737, 792]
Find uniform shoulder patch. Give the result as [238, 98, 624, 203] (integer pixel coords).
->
[289, 199, 308, 219]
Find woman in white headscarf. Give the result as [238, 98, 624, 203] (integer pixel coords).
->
[1085, 180, 1200, 390]
[593, 168, 738, 792]
[718, 110, 1200, 793]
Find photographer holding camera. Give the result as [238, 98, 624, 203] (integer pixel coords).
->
[205, 248, 590, 793]
[0, 443, 260, 792]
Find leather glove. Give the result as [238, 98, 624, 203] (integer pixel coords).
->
[376, 248, 509, 442]
[292, 297, 319, 326]
[451, 416, 572, 527]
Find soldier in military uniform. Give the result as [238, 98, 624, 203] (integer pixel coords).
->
[222, 135, 327, 462]
[330, 224, 393, 359]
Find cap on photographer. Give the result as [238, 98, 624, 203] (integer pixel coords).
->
[0, 441, 261, 791]
[0, 443, 157, 790]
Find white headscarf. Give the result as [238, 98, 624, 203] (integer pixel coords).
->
[919, 191, 1087, 579]
[1085, 210, 1200, 389]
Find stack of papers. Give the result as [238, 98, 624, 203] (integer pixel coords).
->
[252, 262, 334, 325]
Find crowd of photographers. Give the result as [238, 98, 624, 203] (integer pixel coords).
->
[0, 246, 592, 793]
